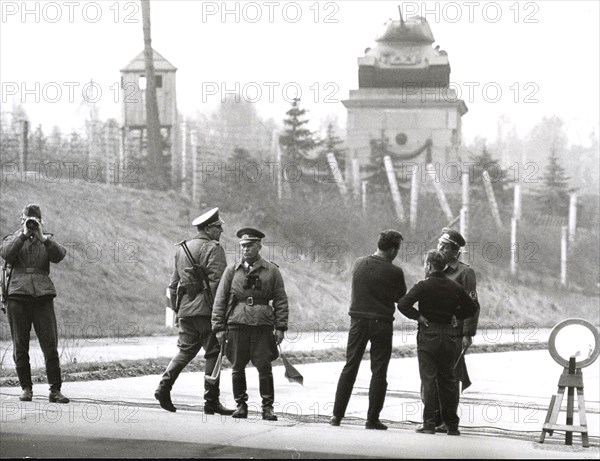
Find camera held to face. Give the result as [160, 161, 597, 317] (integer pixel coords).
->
[25, 217, 41, 230]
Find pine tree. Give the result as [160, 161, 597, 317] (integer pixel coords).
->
[467, 146, 509, 202]
[537, 147, 570, 216]
[279, 98, 318, 163]
[316, 122, 347, 173]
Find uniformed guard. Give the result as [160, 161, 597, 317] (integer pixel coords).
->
[398, 250, 478, 436]
[154, 207, 234, 415]
[212, 228, 289, 421]
[433, 228, 480, 430]
[0, 204, 69, 404]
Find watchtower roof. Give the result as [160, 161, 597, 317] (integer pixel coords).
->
[120, 49, 177, 73]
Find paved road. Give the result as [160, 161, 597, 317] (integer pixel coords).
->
[1, 350, 598, 458]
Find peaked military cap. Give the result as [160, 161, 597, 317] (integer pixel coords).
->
[22, 203, 42, 220]
[192, 207, 224, 227]
[439, 228, 466, 247]
[236, 228, 265, 244]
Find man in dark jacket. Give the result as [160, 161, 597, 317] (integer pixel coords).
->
[212, 228, 289, 421]
[330, 230, 407, 430]
[397, 249, 478, 436]
[154, 208, 233, 415]
[0, 204, 69, 403]
[433, 227, 480, 431]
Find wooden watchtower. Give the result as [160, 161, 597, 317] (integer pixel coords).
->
[120, 49, 179, 185]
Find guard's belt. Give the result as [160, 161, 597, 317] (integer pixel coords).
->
[239, 297, 270, 306]
[12, 268, 48, 275]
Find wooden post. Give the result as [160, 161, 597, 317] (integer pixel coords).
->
[427, 164, 453, 221]
[510, 217, 518, 276]
[191, 129, 199, 203]
[361, 180, 367, 214]
[118, 126, 125, 187]
[274, 132, 282, 201]
[409, 168, 419, 232]
[460, 171, 469, 241]
[482, 170, 503, 228]
[326, 152, 348, 202]
[20, 120, 29, 171]
[352, 157, 361, 201]
[103, 121, 114, 185]
[383, 155, 405, 223]
[568, 193, 577, 242]
[180, 121, 188, 196]
[513, 184, 522, 221]
[561, 225, 568, 287]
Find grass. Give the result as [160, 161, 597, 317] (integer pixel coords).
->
[0, 177, 598, 343]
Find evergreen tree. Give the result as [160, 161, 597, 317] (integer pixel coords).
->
[467, 146, 509, 203]
[316, 122, 347, 174]
[537, 147, 570, 216]
[279, 98, 318, 163]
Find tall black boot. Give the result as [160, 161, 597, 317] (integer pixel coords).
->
[154, 359, 186, 412]
[231, 372, 248, 418]
[204, 377, 234, 415]
[259, 374, 277, 421]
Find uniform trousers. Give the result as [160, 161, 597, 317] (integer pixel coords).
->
[158, 316, 221, 403]
[226, 325, 277, 409]
[417, 322, 462, 429]
[333, 317, 393, 422]
[7, 297, 62, 391]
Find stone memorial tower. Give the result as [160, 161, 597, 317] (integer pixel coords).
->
[343, 14, 468, 176]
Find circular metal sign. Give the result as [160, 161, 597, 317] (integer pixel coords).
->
[548, 318, 600, 369]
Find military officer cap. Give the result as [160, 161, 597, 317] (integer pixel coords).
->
[439, 227, 466, 248]
[236, 228, 265, 244]
[192, 207, 224, 227]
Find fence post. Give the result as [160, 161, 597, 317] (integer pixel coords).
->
[384, 155, 405, 223]
[561, 225, 568, 287]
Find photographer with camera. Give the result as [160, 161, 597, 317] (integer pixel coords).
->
[212, 228, 289, 421]
[154, 207, 234, 415]
[0, 204, 69, 403]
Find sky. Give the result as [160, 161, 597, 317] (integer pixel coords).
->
[1, 0, 599, 146]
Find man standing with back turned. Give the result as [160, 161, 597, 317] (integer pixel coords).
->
[154, 207, 234, 416]
[330, 230, 406, 430]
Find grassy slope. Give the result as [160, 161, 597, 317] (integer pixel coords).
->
[1, 178, 597, 340]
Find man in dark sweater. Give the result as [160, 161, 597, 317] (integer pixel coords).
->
[330, 230, 406, 430]
[397, 250, 478, 436]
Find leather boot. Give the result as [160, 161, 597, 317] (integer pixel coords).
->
[259, 375, 275, 410]
[259, 375, 277, 421]
[154, 359, 186, 412]
[158, 359, 186, 392]
[204, 377, 234, 415]
[204, 402, 235, 416]
[232, 372, 248, 406]
[232, 403, 248, 419]
[20, 387, 33, 402]
[154, 387, 176, 412]
[262, 406, 278, 421]
[49, 390, 70, 404]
